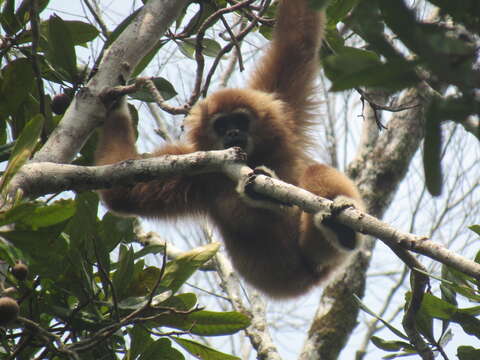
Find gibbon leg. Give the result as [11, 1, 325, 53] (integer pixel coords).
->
[298, 163, 363, 278]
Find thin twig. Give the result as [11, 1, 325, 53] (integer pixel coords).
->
[92, 238, 120, 322]
[29, 0, 46, 140]
[81, 0, 109, 38]
[219, 14, 244, 72]
[17, 317, 80, 360]
[201, 0, 270, 96]
[186, 0, 257, 105]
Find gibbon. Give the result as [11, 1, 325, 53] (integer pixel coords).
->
[95, 0, 364, 298]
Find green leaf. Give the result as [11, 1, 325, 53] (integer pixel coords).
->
[438, 266, 480, 302]
[259, 24, 273, 40]
[0, 224, 69, 277]
[173, 338, 239, 360]
[139, 338, 184, 360]
[26, 20, 99, 47]
[177, 39, 196, 59]
[105, 7, 142, 48]
[160, 293, 198, 311]
[346, 2, 402, 61]
[46, 15, 77, 83]
[64, 192, 99, 253]
[457, 346, 480, 360]
[0, 114, 44, 194]
[353, 294, 408, 340]
[201, 38, 222, 58]
[129, 77, 177, 102]
[16, 200, 76, 229]
[470, 225, 480, 237]
[441, 265, 458, 306]
[112, 245, 135, 299]
[0, 58, 35, 114]
[118, 295, 149, 310]
[96, 212, 133, 288]
[117, 290, 171, 311]
[60, 20, 99, 44]
[186, 311, 251, 336]
[161, 242, 220, 293]
[0, 237, 24, 265]
[423, 99, 443, 196]
[156, 310, 250, 337]
[180, 38, 222, 58]
[323, 27, 345, 55]
[134, 244, 165, 259]
[129, 326, 155, 360]
[324, 47, 418, 91]
[457, 306, 480, 317]
[128, 266, 163, 297]
[0, 0, 21, 35]
[0, 202, 38, 227]
[131, 41, 165, 78]
[327, 0, 359, 25]
[416, 293, 480, 340]
[452, 312, 480, 340]
[379, 1, 476, 88]
[370, 336, 413, 352]
[419, 293, 457, 320]
[13, 0, 50, 30]
[407, 292, 434, 341]
[324, 46, 379, 75]
[99, 212, 135, 252]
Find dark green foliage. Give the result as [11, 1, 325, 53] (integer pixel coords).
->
[0, 195, 249, 358]
[360, 244, 480, 359]
[322, 0, 480, 196]
[0, 3, 250, 354]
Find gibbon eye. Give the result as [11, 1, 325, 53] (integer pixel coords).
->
[213, 113, 250, 136]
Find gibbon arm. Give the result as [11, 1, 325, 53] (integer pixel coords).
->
[95, 101, 211, 218]
[248, 0, 325, 113]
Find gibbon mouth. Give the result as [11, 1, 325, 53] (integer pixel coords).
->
[224, 139, 248, 150]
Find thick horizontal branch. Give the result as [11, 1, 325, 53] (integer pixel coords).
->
[244, 173, 480, 280]
[11, 148, 480, 281]
[10, 148, 245, 199]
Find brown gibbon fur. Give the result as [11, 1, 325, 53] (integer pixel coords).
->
[95, 0, 364, 298]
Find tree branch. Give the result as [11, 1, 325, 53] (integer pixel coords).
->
[32, 0, 190, 164]
[10, 147, 480, 282]
[302, 86, 428, 359]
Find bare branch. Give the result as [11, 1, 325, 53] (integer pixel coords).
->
[212, 235, 282, 360]
[10, 147, 480, 281]
[32, 0, 191, 164]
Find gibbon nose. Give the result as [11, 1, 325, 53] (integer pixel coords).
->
[226, 129, 240, 138]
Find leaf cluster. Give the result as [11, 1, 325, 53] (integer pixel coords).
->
[357, 227, 480, 359]
[0, 193, 249, 359]
[322, 0, 480, 196]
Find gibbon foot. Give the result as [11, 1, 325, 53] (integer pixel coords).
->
[236, 166, 290, 210]
[313, 196, 359, 251]
[231, 146, 248, 163]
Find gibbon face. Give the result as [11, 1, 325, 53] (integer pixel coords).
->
[186, 88, 297, 161]
[210, 108, 254, 154]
